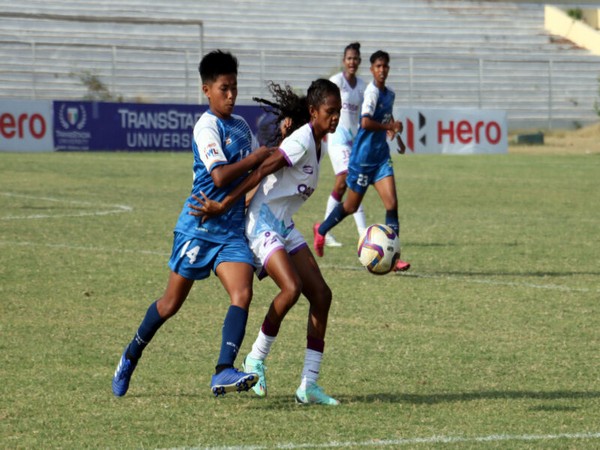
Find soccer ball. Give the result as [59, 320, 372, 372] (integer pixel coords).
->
[357, 224, 400, 275]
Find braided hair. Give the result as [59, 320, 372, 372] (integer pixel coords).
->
[253, 82, 309, 146]
[253, 79, 340, 146]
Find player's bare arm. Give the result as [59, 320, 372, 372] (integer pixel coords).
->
[210, 145, 276, 188]
[189, 150, 287, 220]
[361, 116, 402, 134]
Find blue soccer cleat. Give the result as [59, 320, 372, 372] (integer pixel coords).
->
[112, 347, 138, 397]
[210, 367, 258, 397]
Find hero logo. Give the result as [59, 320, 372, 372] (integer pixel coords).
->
[0, 112, 47, 140]
[437, 120, 502, 145]
[58, 104, 87, 130]
[405, 112, 502, 151]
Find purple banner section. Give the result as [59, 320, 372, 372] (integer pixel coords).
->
[53, 101, 267, 151]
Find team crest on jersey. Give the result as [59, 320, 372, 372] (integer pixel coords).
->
[302, 165, 314, 175]
[225, 136, 232, 146]
[203, 142, 220, 159]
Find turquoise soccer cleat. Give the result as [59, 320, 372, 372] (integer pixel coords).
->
[242, 355, 267, 397]
[295, 382, 340, 406]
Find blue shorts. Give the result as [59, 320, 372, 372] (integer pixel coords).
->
[346, 158, 395, 195]
[168, 231, 254, 280]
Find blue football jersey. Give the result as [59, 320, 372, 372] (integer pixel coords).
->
[174, 111, 257, 243]
[350, 82, 395, 167]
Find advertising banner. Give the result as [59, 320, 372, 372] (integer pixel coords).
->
[53, 101, 265, 151]
[393, 108, 508, 154]
[0, 99, 54, 152]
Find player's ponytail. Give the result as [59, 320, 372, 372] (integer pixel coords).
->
[253, 82, 309, 145]
[344, 42, 361, 57]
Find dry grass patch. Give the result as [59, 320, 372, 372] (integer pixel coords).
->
[510, 122, 600, 155]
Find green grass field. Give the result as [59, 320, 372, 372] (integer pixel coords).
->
[1, 151, 599, 449]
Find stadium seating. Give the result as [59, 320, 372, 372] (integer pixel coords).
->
[1, 0, 599, 128]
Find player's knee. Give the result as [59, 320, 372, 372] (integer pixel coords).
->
[280, 276, 303, 304]
[334, 180, 347, 196]
[230, 286, 253, 310]
[386, 200, 398, 211]
[156, 296, 184, 319]
[344, 203, 359, 215]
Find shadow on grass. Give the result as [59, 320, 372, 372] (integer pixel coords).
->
[431, 270, 600, 278]
[336, 390, 600, 404]
[127, 391, 600, 412]
[241, 390, 600, 410]
[404, 271, 600, 278]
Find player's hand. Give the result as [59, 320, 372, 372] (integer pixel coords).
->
[391, 120, 403, 134]
[396, 134, 406, 154]
[254, 146, 277, 164]
[188, 192, 225, 222]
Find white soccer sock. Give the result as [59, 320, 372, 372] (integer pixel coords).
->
[353, 204, 367, 235]
[300, 349, 323, 388]
[324, 195, 340, 220]
[249, 330, 276, 361]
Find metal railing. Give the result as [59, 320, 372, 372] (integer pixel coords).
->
[1, 41, 599, 129]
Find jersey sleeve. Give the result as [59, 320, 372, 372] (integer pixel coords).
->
[194, 119, 228, 172]
[279, 130, 309, 167]
[329, 72, 343, 89]
[361, 84, 379, 119]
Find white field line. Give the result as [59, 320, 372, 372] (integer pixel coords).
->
[0, 240, 597, 294]
[163, 431, 600, 449]
[320, 264, 599, 294]
[1, 192, 132, 219]
[0, 240, 167, 256]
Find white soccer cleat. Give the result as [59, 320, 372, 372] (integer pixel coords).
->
[325, 233, 343, 247]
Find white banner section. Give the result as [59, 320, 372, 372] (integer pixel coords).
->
[0, 99, 54, 152]
[392, 108, 508, 154]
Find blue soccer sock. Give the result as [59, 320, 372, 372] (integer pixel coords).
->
[385, 209, 399, 236]
[216, 305, 248, 372]
[127, 301, 166, 361]
[318, 203, 348, 236]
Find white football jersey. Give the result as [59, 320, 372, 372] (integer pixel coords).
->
[327, 72, 366, 148]
[246, 123, 321, 238]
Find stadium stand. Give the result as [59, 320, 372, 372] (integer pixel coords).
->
[1, 0, 599, 128]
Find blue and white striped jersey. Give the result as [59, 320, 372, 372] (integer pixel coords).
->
[174, 110, 258, 243]
[350, 81, 395, 167]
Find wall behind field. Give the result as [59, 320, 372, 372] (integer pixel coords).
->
[1, 0, 600, 130]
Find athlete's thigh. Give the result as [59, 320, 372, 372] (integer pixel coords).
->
[290, 246, 329, 301]
[214, 237, 256, 307]
[215, 261, 255, 308]
[264, 248, 301, 291]
[248, 229, 286, 279]
[251, 229, 302, 289]
[328, 144, 351, 175]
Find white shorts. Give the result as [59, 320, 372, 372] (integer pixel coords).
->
[327, 144, 351, 176]
[248, 227, 308, 279]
